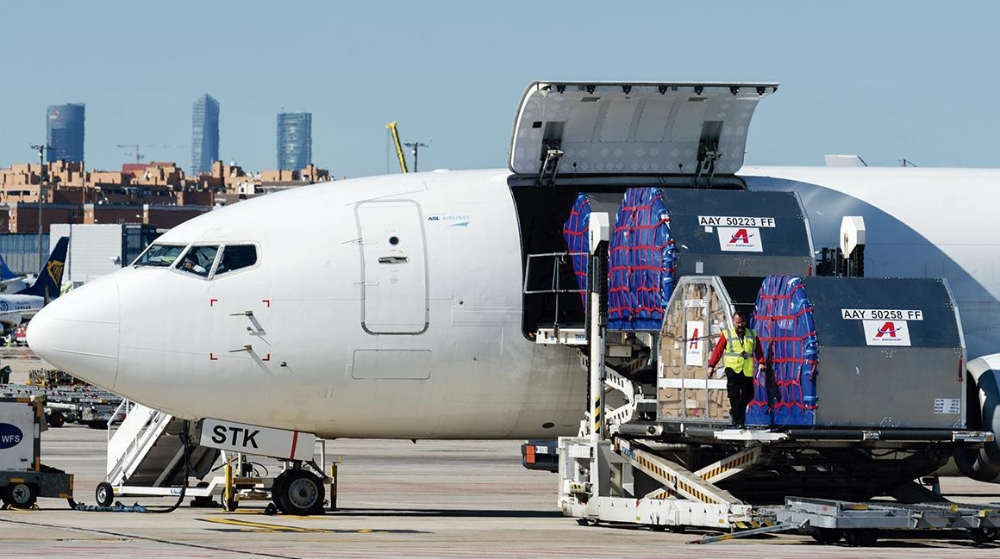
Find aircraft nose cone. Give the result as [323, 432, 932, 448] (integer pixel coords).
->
[27, 275, 121, 392]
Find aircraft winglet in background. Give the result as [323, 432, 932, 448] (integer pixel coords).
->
[0, 252, 17, 281]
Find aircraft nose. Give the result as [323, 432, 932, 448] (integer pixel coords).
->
[27, 275, 121, 392]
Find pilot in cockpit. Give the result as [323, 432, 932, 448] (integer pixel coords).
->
[181, 253, 207, 276]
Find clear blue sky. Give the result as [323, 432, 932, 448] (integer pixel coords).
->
[1, 1, 996, 177]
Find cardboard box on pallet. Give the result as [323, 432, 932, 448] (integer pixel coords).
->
[658, 279, 733, 421]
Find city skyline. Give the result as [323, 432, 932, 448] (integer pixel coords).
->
[2, 97, 325, 176]
[191, 94, 220, 176]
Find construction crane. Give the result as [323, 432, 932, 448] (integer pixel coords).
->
[385, 122, 408, 173]
[117, 144, 146, 164]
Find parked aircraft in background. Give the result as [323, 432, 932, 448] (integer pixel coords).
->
[27, 82, 1000, 499]
[0, 237, 69, 333]
[0, 251, 28, 293]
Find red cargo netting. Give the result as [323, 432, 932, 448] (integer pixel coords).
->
[607, 188, 675, 331]
[748, 275, 818, 426]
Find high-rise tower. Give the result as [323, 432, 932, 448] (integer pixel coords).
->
[191, 94, 220, 175]
[276, 112, 312, 170]
[46, 103, 85, 163]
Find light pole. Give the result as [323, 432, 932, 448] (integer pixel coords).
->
[29, 144, 47, 269]
[403, 140, 430, 172]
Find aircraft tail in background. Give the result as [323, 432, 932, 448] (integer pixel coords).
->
[19, 237, 69, 301]
[0, 252, 16, 281]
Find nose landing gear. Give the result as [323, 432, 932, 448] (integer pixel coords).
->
[271, 467, 326, 515]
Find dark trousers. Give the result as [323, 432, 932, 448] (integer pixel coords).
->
[725, 367, 755, 426]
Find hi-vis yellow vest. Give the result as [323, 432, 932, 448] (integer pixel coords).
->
[723, 327, 756, 377]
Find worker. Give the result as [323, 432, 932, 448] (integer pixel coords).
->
[706, 310, 763, 429]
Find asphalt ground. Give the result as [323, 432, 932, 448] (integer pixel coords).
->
[3, 349, 1000, 558]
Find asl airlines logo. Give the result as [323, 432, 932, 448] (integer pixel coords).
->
[427, 215, 470, 227]
[717, 227, 763, 252]
[862, 320, 911, 346]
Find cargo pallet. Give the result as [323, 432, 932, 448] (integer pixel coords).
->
[1, 382, 124, 428]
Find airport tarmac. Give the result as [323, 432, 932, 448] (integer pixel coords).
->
[3, 350, 1000, 558]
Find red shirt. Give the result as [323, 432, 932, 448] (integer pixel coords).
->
[707, 329, 764, 369]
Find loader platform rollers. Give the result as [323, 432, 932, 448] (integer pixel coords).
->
[559, 435, 1000, 545]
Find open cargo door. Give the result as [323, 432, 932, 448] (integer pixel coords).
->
[510, 81, 777, 183]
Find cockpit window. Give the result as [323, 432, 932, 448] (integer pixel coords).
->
[177, 246, 218, 277]
[134, 244, 185, 267]
[215, 245, 258, 275]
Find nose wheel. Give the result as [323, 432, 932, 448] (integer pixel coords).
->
[271, 469, 325, 515]
[95, 482, 115, 507]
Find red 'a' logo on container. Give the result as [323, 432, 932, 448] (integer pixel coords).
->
[688, 328, 699, 349]
[875, 321, 897, 338]
[730, 229, 751, 244]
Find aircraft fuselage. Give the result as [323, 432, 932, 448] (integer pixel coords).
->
[28, 165, 1000, 440]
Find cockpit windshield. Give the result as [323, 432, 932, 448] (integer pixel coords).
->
[133, 242, 259, 277]
[134, 244, 186, 267]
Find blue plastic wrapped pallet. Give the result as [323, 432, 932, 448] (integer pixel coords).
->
[562, 189, 676, 330]
[562, 193, 622, 307]
[747, 276, 965, 429]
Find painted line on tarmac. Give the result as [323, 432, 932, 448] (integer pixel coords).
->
[199, 518, 426, 534]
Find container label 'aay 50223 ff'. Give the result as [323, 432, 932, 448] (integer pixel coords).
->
[0, 423, 24, 449]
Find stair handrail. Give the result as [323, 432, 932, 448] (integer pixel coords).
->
[105, 404, 175, 484]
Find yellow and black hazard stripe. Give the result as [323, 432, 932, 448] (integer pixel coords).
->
[699, 451, 758, 480]
[592, 396, 601, 434]
[632, 453, 719, 504]
[732, 520, 774, 530]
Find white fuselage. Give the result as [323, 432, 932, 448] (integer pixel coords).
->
[27, 165, 1000, 440]
[29, 170, 585, 438]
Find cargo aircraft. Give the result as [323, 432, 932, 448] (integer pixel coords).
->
[26, 82, 1000, 509]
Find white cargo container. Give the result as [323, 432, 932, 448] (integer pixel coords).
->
[1, 397, 75, 508]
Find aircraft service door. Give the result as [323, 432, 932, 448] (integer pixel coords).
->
[356, 200, 429, 334]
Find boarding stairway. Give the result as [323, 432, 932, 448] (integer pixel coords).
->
[106, 403, 218, 488]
